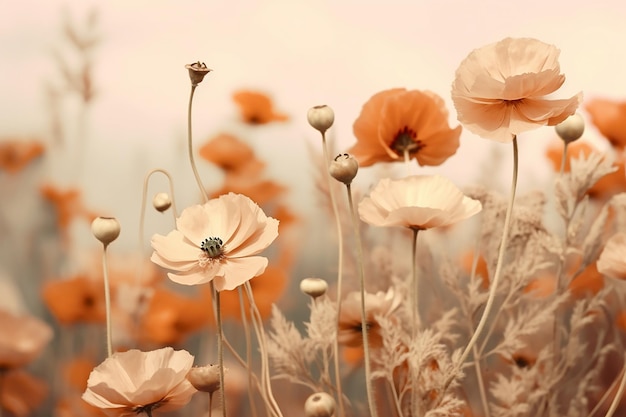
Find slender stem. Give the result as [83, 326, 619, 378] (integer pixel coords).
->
[209, 393, 214, 417]
[560, 142, 569, 175]
[410, 227, 420, 416]
[187, 85, 209, 203]
[346, 183, 378, 417]
[102, 245, 113, 357]
[211, 283, 226, 417]
[387, 377, 403, 417]
[403, 148, 411, 176]
[0, 371, 4, 417]
[604, 353, 626, 417]
[238, 287, 259, 417]
[320, 132, 346, 417]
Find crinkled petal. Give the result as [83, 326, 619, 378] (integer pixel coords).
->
[151, 230, 199, 269]
[213, 257, 269, 291]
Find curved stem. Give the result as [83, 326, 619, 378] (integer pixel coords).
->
[320, 132, 346, 417]
[102, 245, 113, 357]
[346, 183, 378, 417]
[211, 283, 226, 417]
[187, 85, 209, 203]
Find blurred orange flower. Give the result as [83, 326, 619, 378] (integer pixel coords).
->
[524, 261, 604, 298]
[545, 140, 626, 200]
[0, 370, 48, 417]
[42, 275, 106, 325]
[138, 286, 211, 346]
[0, 310, 53, 369]
[40, 184, 98, 234]
[585, 98, 626, 149]
[0, 139, 44, 174]
[460, 250, 489, 289]
[348, 88, 461, 167]
[210, 178, 287, 206]
[199, 133, 265, 178]
[232, 90, 288, 124]
[452, 37, 581, 142]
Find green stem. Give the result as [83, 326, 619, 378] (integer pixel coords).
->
[187, 85, 209, 203]
[211, 283, 226, 417]
[346, 183, 378, 417]
[320, 132, 346, 417]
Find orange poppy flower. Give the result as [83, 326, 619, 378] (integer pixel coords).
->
[460, 250, 489, 289]
[524, 261, 604, 298]
[138, 286, 211, 346]
[0, 139, 44, 174]
[232, 90, 288, 124]
[585, 98, 626, 149]
[41, 275, 106, 325]
[210, 178, 287, 206]
[348, 88, 461, 167]
[0, 370, 48, 417]
[199, 133, 265, 177]
[545, 139, 596, 173]
[54, 357, 107, 417]
[40, 184, 98, 234]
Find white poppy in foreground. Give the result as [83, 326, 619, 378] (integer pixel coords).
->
[82, 347, 197, 416]
[597, 232, 626, 280]
[151, 193, 279, 291]
[358, 175, 482, 229]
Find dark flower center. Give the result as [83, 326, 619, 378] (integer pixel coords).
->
[390, 127, 423, 156]
[200, 237, 224, 258]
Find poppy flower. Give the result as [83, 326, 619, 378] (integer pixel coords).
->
[358, 175, 482, 230]
[138, 286, 211, 346]
[199, 133, 265, 177]
[0, 310, 53, 369]
[41, 275, 106, 325]
[597, 232, 626, 280]
[585, 98, 626, 149]
[82, 347, 197, 416]
[40, 184, 98, 235]
[451, 37, 581, 142]
[337, 288, 401, 348]
[1, 370, 48, 417]
[348, 88, 461, 167]
[0, 139, 44, 174]
[524, 262, 604, 299]
[151, 193, 279, 291]
[210, 178, 287, 206]
[232, 90, 288, 124]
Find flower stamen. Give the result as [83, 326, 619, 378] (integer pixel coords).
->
[390, 126, 423, 156]
[200, 237, 224, 258]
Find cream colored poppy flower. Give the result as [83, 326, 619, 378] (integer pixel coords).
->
[151, 193, 279, 291]
[358, 175, 482, 229]
[597, 232, 626, 280]
[82, 347, 197, 416]
[451, 37, 581, 142]
[0, 310, 53, 369]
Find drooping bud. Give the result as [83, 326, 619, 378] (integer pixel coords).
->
[91, 217, 121, 247]
[185, 62, 212, 87]
[300, 278, 328, 299]
[304, 392, 336, 417]
[152, 192, 172, 212]
[307, 105, 335, 134]
[555, 113, 584, 143]
[329, 153, 358, 185]
[186, 364, 222, 394]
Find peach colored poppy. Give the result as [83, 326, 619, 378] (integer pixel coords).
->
[348, 88, 461, 167]
[232, 90, 288, 124]
[151, 193, 279, 291]
[1, 370, 48, 417]
[337, 288, 401, 348]
[0, 139, 44, 174]
[41, 275, 106, 325]
[451, 37, 581, 142]
[358, 175, 482, 230]
[40, 184, 98, 233]
[138, 286, 211, 346]
[597, 232, 626, 280]
[0, 310, 53, 369]
[199, 133, 265, 177]
[585, 98, 626, 149]
[82, 347, 197, 416]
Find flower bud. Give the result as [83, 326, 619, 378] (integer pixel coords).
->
[185, 62, 212, 86]
[91, 217, 121, 247]
[152, 192, 172, 212]
[187, 365, 222, 394]
[300, 278, 328, 299]
[304, 392, 336, 417]
[555, 113, 584, 143]
[329, 153, 358, 185]
[307, 105, 334, 134]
